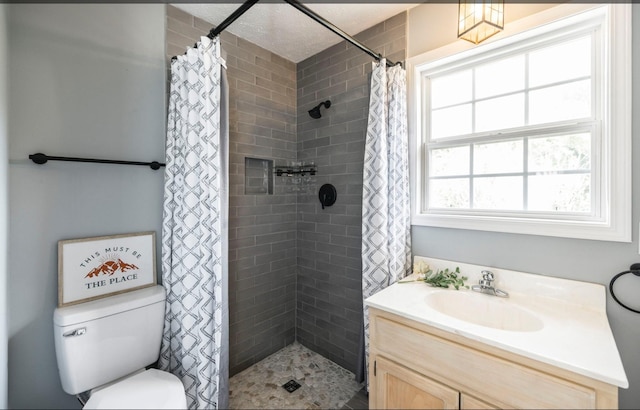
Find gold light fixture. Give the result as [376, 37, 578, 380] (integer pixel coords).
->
[458, 0, 504, 45]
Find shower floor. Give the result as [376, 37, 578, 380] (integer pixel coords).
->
[229, 342, 365, 409]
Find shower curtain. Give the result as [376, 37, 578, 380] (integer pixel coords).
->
[159, 36, 229, 410]
[359, 59, 411, 387]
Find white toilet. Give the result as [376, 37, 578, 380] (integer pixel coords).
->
[53, 285, 187, 409]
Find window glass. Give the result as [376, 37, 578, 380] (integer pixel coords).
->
[429, 179, 469, 209]
[528, 174, 591, 212]
[529, 36, 591, 88]
[475, 55, 525, 99]
[528, 133, 591, 172]
[473, 176, 523, 210]
[474, 140, 523, 174]
[431, 70, 472, 108]
[430, 146, 470, 176]
[431, 104, 472, 139]
[528, 80, 591, 124]
[475, 93, 525, 132]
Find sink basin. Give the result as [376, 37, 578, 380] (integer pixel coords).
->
[425, 291, 544, 332]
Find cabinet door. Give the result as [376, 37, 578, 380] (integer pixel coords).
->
[460, 393, 499, 409]
[373, 356, 459, 409]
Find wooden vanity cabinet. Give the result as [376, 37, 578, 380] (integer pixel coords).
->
[373, 355, 496, 409]
[368, 307, 618, 409]
[373, 355, 459, 409]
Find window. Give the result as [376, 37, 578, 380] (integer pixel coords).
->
[409, 4, 631, 242]
[428, 33, 594, 214]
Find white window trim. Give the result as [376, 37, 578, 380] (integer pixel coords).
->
[408, 3, 632, 242]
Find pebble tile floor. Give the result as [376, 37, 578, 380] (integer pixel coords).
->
[229, 342, 365, 409]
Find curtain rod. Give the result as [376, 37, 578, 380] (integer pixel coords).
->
[208, 0, 259, 39]
[171, 0, 258, 61]
[282, 0, 397, 67]
[174, 0, 398, 67]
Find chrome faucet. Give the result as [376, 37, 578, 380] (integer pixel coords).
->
[471, 270, 509, 298]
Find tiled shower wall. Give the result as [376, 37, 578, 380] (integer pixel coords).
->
[295, 13, 406, 372]
[166, 5, 298, 376]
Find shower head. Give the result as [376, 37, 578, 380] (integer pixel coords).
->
[308, 106, 322, 119]
[308, 100, 331, 119]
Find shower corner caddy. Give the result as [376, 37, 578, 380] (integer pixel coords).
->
[274, 163, 317, 177]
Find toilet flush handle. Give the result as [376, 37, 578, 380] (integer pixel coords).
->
[63, 327, 86, 337]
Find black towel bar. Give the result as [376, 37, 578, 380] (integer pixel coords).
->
[29, 153, 165, 170]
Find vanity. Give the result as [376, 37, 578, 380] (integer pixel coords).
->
[365, 257, 628, 409]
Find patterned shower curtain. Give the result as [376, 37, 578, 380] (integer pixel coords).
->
[360, 59, 411, 387]
[159, 36, 229, 410]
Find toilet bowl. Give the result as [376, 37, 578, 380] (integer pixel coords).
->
[83, 369, 186, 409]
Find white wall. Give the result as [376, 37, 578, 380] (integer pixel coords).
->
[0, 4, 8, 409]
[7, 4, 166, 408]
[408, 3, 640, 408]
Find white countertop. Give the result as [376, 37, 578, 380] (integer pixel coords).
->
[364, 257, 628, 388]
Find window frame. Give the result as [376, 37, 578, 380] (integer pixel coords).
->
[408, 4, 632, 242]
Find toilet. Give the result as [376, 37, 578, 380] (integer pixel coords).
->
[53, 285, 187, 409]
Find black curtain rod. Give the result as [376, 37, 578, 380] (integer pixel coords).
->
[283, 0, 397, 67]
[29, 153, 165, 171]
[173, 0, 398, 67]
[171, 0, 258, 62]
[208, 0, 260, 39]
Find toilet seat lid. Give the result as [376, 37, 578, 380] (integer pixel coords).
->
[83, 369, 187, 409]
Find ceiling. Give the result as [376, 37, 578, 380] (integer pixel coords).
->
[172, 2, 421, 63]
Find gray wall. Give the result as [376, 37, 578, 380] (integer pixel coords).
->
[408, 4, 640, 409]
[0, 4, 8, 408]
[7, 4, 166, 408]
[166, 5, 298, 377]
[295, 13, 406, 373]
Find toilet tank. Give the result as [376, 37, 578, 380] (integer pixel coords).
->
[53, 285, 166, 395]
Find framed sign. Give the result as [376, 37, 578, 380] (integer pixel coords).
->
[58, 231, 157, 307]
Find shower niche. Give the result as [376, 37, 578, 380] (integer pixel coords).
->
[245, 157, 273, 195]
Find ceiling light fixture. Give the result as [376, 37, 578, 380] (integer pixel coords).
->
[457, 0, 504, 45]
